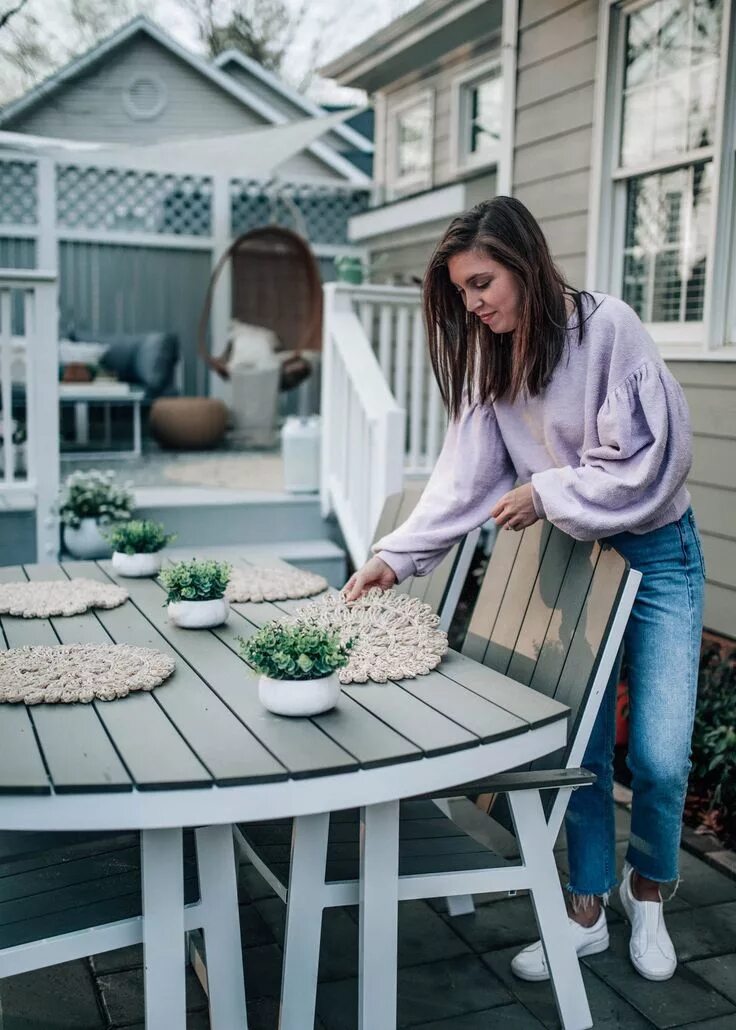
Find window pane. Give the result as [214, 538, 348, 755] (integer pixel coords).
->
[622, 161, 712, 322]
[469, 74, 502, 156]
[620, 0, 722, 168]
[397, 102, 431, 179]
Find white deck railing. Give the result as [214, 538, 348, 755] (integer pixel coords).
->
[347, 283, 447, 476]
[0, 270, 60, 560]
[320, 283, 405, 568]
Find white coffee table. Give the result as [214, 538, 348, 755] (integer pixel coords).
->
[58, 382, 145, 458]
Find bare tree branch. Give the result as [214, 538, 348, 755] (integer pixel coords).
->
[0, 0, 30, 34]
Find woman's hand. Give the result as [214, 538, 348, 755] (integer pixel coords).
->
[491, 483, 539, 531]
[342, 556, 397, 601]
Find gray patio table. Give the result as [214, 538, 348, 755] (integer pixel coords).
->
[0, 552, 570, 1029]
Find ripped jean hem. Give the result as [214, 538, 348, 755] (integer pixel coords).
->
[564, 882, 615, 912]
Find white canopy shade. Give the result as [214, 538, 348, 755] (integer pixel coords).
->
[0, 107, 366, 178]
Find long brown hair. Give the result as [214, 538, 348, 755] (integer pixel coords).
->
[424, 196, 599, 419]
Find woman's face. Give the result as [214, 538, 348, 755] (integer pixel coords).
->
[446, 249, 522, 334]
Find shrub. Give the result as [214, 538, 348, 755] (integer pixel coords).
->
[58, 469, 134, 528]
[159, 558, 230, 603]
[690, 638, 736, 816]
[238, 621, 352, 680]
[106, 519, 176, 555]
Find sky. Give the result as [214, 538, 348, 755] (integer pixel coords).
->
[0, 0, 423, 106]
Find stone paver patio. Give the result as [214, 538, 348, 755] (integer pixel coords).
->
[1, 794, 734, 1030]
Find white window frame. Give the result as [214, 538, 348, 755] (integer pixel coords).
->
[587, 0, 736, 358]
[450, 57, 503, 176]
[388, 89, 434, 197]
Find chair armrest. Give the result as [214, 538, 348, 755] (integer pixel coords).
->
[422, 768, 597, 800]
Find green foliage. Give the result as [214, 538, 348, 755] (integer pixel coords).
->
[106, 520, 176, 555]
[238, 621, 352, 681]
[159, 559, 231, 603]
[58, 469, 134, 528]
[690, 639, 736, 814]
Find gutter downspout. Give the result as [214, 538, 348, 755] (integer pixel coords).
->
[498, 0, 519, 196]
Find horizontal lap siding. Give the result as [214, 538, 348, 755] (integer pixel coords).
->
[513, 0, 598, 288]
[668, 361, 736, 638]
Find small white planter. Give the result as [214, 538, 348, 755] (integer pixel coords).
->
[112, 551, 162, 578]
[258, 672, 340, 717]
[63, 518, 112, 560]
[168, 597, 229, 629]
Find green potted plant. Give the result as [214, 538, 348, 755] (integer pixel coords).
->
[107, 520, 177, 578]
[160, 558, 231, 629]
[238, 620, 352, 716]
[58, 469, 134, 559]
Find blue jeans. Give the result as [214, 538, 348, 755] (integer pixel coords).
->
[565, 507, 705, 898]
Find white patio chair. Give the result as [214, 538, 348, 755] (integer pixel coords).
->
[234, 521, 640, 1030]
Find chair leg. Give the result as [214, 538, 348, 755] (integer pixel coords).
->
[279, 812, 330, 1030]
[508, 790, 593, 1030]
[141, 827, 186, 1030]
[195, 824, 248, 1030]
[359, 801, 400, 1030]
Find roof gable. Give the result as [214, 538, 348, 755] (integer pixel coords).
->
[0, 16, 370, 184]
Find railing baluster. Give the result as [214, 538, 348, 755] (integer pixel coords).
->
[409, 308, 425, 473]
[378, 304, 392, 379]
[394, 306, 409, 416]
[0, 288, 13, 484]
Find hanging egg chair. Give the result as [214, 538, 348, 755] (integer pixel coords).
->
[198, 225, 322, 391]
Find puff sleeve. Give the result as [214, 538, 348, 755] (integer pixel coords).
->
[531, 361, 692, 540]
[373, 400, 517, 582]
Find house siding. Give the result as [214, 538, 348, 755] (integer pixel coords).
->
[513, 0, 597, 289]
[515, 0, 734, 639]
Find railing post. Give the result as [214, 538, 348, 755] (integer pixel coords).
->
[29, 280, 60, 560]
[320, 283, 352, 519]
[208, 172, 230, 400]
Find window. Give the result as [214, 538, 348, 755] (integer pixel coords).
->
[617, 0, 722, 334]
[391, 93, 433, 193]
[452, 61, 503, 171]
[595, 0, 736, 353]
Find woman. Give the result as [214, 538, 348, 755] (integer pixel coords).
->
[343, 196, 705, 983]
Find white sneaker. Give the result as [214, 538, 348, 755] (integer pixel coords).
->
[619, 864, 677, 981]
[510, 908, 609, 982]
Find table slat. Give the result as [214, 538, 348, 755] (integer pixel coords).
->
[61, 561, 287, 787]
[396, 671, 529, 744]
[0, 566, 132, 794]
[98, 564, 360, 779]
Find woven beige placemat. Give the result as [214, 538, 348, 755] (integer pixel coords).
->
[0, 644, 176, 705]
[291, 587, 448, 684]
[226, 565, 328, 603]
[0, 579, 128, 618]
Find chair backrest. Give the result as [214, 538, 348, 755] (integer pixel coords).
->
[463, 521, 637, 793]
[372, 483, 480, 633]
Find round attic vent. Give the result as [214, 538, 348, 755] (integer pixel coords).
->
[122, 75, 167, 120]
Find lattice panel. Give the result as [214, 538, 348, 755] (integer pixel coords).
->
[230, 180, 369, 244]
[56, 165, 212, 236]
[0, 161, 38, 226]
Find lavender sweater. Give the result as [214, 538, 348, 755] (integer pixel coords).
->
[374, 292, 692, 583]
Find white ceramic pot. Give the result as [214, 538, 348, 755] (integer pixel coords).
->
[112, 551, 162, 578]
[63, 518, 112, 560]
[258, 671, 340, 717]
[168, 597, 229, 629]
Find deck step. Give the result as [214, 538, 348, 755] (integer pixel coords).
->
[133, 487, 331, 547]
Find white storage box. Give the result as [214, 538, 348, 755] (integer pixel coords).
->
[281, 415, 321, 493]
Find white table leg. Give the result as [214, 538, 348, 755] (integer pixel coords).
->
[133, 399, 142, 457]
[509, 790, 593, 1030]
[195, 824, 248, 1030]
[358, 800, 400, 1030]
[141, 827, 186, 1030]
[280, 812, 330, 1030]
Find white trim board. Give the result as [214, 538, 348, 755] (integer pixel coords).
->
[349, 181, 466, 240]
